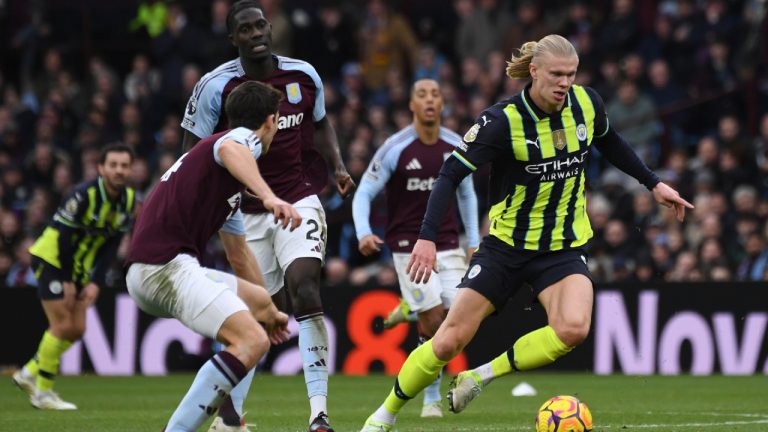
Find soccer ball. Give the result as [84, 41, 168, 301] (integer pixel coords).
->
[535, 395, 593, 432]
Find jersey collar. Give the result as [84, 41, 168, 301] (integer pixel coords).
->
[521, 82, 571, 121]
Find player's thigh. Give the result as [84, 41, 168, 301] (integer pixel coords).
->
[128, 255, 248, 339]
[216, 309, 265, 347]
[71, 283, 100, 332]
[242, 213, 282, 295]
[531, 250, 594, 330]
[432, 288, 495, 359]
[456, 236, 526, 313]
[392, 252, 442, 313]
[538, 273, 593, 330]
[436, 248, 468, 308]
[273, 195, 326, 273]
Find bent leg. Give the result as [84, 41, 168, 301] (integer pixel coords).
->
[167, 311, 268, 432]
[471, 274, 593, 388]
[364, 288, 493, 428]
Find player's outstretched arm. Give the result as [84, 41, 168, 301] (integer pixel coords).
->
[316, 117, 356, 197]
[219, 230, 265, 287]
[651, 182, 694, 222]
[217, 139, 302, 230]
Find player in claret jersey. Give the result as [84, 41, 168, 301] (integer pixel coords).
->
[353, 79, 479, 418]
[180, 2, 353, 430]
[127, 81, 299, 432]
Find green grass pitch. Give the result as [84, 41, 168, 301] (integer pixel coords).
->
[2, 373, 767, 431]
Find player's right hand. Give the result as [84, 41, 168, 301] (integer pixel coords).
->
[265, 310, 291, 345]
[358, 234, 384, 256]
[63, 281, 77, 309]
[263, 197, 302, 231]
[406, 239, 438, 284]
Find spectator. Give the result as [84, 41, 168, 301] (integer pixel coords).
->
[358, 0, 418, 95]
[606, 80, 659, 167]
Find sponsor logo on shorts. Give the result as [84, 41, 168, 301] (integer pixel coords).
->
[49, 281, 63, 295]
[398, 239, 409, 247]
[580, 255, 587, 265]
[468, 264, 481, 279]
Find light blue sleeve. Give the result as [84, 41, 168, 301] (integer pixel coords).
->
[351, 145, 398, 240]
[213, 128, 262, 166]
[181, 74, 223, 138]
[220, 209, 245, 235]
[455, 162, 480, 248]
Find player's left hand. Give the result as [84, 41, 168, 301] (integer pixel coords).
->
[335, 168, 356, 198]
[263, 196, 302, 231]
[651, 181, 694, 222]
[265, 310, 291, 345]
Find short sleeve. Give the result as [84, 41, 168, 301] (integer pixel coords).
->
[450, 109, 511, 171]
[181, 74, 223, 138]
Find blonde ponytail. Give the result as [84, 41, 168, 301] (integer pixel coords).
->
[506, 34, 577, 80]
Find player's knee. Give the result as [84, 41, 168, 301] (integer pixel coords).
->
[232, 326, 269, 367]
[53, 321, 83, 342]
[431, 329, 465, 361]
[288, 276, 321, 313]
[553, 319, 591, 347]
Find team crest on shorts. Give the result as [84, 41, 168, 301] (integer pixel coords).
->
[576, 123, 587, 141]
[413, 288, 424, 302]
[286, 83, 302, 104]
[49, 281, 63, 295]
[468, 264, 481, 279]
[464, 123, 480, 143]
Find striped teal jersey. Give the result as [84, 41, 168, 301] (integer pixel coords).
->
[29, 177, 136, 286]
[451, 84, 609, 251]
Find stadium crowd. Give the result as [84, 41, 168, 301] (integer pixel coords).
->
[0, 0, 767, 290]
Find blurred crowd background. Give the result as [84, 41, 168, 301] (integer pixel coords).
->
[0, 0, 767, 290]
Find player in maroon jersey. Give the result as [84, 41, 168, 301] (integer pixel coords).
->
[127, 81, 299, 432]
[180, 2, 353, 431]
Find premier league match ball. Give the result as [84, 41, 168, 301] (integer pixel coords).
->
[535, 395, 593, 432]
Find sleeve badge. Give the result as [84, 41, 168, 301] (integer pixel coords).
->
[463, 123, 481, 143]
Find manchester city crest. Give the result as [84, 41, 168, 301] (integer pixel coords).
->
[576, 123, 588, 141]
[286, 83, 302, 104]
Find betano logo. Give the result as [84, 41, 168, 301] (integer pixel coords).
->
[406, 177, 437, 191]
[278, 113, 304, 130]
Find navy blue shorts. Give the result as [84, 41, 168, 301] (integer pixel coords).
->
[457, 235, 592, 312]
[31, 256, 73, 300]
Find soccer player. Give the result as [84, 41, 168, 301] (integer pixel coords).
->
[12, 143, 137, 410]
[126, 81, 298, 432]
[360, 34, 694, 431]
[181, 2, 354, 430]
[352, 79, 479, 418]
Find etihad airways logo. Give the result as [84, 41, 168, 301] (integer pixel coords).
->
[525, 150, 589, 181]
[278, 113, 304, 129]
